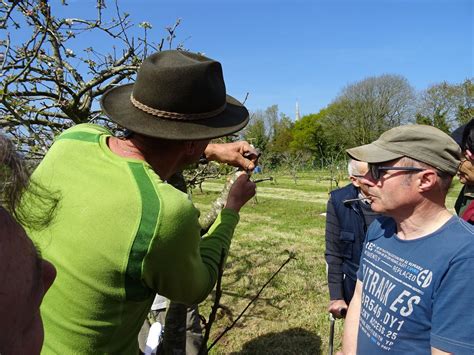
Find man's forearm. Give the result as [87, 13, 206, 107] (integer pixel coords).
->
[342, 280, 362, 355]
[327, 273, 344, 300]
[431, 347, 452, 355]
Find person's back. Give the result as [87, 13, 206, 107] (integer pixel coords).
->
[27, 124, 201, 352]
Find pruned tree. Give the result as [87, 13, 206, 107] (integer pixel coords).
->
[0, 0, 184, 160]
[278, 150, 312, 184]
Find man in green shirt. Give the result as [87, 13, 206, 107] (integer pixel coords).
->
[25, 50, 257, 354]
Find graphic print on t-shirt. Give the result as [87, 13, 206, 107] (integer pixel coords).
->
[359, 241, 433, 351]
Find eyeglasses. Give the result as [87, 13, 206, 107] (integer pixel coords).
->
[368, 163, 425, 180]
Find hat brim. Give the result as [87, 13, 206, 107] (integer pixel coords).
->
[100, 84, 249, 140]
[346, 142, 404, 163]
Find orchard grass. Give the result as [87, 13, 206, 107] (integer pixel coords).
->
[191, 171, 462, 354]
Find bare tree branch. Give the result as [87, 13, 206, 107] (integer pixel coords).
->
[1, 0, 184, 157]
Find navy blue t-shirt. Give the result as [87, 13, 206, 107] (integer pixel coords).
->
[356, 216, 474, 354]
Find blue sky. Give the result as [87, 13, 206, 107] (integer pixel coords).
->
[34, 0, 474, 118]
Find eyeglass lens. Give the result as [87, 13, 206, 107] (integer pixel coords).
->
[369, 164, 380, 180]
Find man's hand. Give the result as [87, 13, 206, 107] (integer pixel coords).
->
[204, 142, 259, 171]
[225, 173, 256, 213]
[458, 158, 474, 185]
[328, 299, 348, 319]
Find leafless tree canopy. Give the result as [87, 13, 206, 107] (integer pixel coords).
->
[326, 74, 416, 146]
[1, 0, 183, 159]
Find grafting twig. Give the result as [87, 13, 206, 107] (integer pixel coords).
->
[206, 252, 297, 352]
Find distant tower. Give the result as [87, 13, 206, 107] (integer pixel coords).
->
[295, 100, 301, 121]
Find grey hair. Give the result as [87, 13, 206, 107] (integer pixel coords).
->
[347, 159, 355, 176]
[347, 159, 367, 177]
[0, 134, 29, 215]
[0, 134, 58, 230]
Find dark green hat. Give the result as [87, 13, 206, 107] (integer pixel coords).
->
[346, 124, 461, 176]
[100, 50, 249, 140]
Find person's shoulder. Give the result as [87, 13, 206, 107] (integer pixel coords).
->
[135, 170, 196, 223]
[330, 183, 355, 194]
[329, 183, 356, 203]
[439, 216, 474, 258]
[56, 123, 111, 141]
[149, 174, 193, 209]
[155, 183, 198, 224]
[366, 216, 396, 242]
[444, 216, 474, 237]
[445, 216, 474, 242]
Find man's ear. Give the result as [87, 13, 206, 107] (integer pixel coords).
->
[418, 170, 438, 191]
[349, 175, 360, 187]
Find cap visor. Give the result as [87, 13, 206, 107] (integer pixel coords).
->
[346, 142, 403, 163]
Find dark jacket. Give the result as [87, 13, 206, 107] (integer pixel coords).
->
[325, 184, 376, 303]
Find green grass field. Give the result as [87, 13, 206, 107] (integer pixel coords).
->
[191, 171, 462, 355]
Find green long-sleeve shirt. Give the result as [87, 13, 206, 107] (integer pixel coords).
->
[26, 124, 239, 354]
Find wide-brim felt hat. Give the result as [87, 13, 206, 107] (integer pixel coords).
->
[101, 50, 249, 140]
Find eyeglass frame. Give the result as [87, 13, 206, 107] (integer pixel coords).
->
[368, 163, 425, 181]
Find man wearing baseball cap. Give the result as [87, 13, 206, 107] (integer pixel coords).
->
[341, 125, 474, 354]
[23, 50, 257, 354]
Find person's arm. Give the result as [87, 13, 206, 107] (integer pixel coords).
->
[143, 174, 255, 305]
[325, 197, 346, 316]
[430, 256, 474, 353]
[431, 347, 452, 355]
[342, 280, 362, 355]
[204, 141, 259, 171]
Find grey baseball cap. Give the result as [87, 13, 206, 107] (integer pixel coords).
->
[346, 124, 461, 176]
